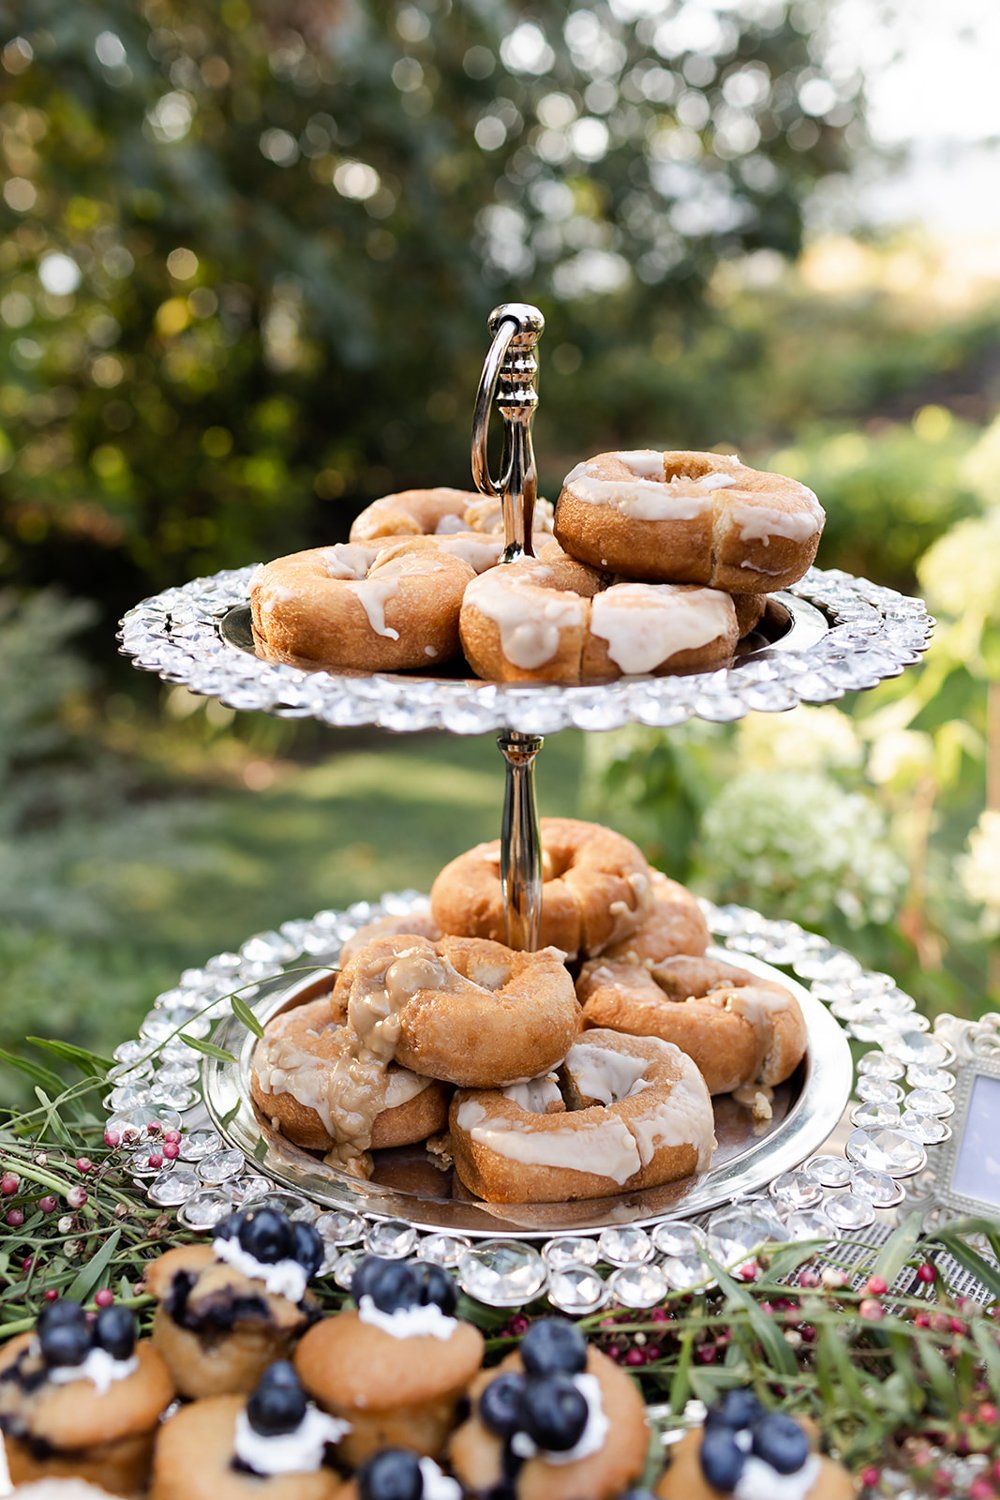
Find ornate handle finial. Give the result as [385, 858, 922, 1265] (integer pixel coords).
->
[471, 302, 544, 562]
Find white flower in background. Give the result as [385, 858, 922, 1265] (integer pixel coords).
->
[867, 728, 934, 789]
[700, 771, 907, 928]
[919, 510, 1000, 622]
[737, 705, 862, 774]
[958, 810, 1000, 932]
[960, 413, 1000, 507]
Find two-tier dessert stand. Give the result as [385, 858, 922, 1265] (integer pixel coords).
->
[115, 304, 959, 1313]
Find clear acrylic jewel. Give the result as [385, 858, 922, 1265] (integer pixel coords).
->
[849, 1169, 903, 1206]
[196, 1149, 246, 1183]
[706, 1204, 788, 1266]
[597, 1225, 653, 1267]
[248, 1192, 317, 1221]
[416, 1234, 471, 1268]
[903, 1088, 954, 1118]
[178, 1189, 238, 1229]
[900, 1111, 951, 1144]
[852, 1101, 902, 1130]
[458, 1241, 547, 1307]
[823, 1193, 876, 1231]
[804, 1154, 853, 1188]
[845, 1128, 926, 1177]
[314, 1210, 365, 1247]
[905, 1064, 955, 1092]
[782, 1209, 832, 1241]
[333, 1249, 361, 1290]
[651, 1221, 706, 1259]
[177, 1128, 222, 1161]
[543, 1237, 600, 1271]
[365, 1219, 419, 1259]
[609, 1263, 668, 1309]
[148, 1168, 200, 1206]
[890, 1032, 950, 1066]
[547, 1265, 609, 1314]
[855, 1077, 904, 1105]
[769, 1170, 822, 1209]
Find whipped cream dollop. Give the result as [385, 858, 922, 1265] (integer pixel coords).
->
[510, 1373, 609, 1466]
[47, 1347, 139, 1397]
[418, 1458, 463, 1500]
[212, 1236, 308, 1303]
[735, 1453, 820, 1500]
[233, 1406, 349, 1476]
[357, 1294, 458, 1342]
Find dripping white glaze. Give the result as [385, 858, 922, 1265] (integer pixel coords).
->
[589, 583, 735, 675]
[465, 567, 587, 669]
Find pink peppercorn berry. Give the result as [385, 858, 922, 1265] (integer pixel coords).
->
[978, 1403, 999, 1425]
[39, 1195, 57, 1213]
[104, 1129, 121, 1148]
[968, 1480, 993, 1500]
[5, 1208, 25, 1228]
[162, 1128, 182, 1145]
[147, 1122, 162, 1137]
[917, 1262, 936, 1284]
[147, 1153, 164, 1170]
[43, 1289, 59, 1303]
[866, 1275, 888, 1296]
[624, 1348, 645, 1367]
[21, 1257, 33, 1273]
[859, 1298, 884, 1321]
[65, 1186, 88, 1210]
[94, 1289, 114, 1308]
[1, 1173, 19, 1195]
[860, 1466, 880, 1488]
[75, 1158, 93, 1174]
[162, 1142, 180, 1161]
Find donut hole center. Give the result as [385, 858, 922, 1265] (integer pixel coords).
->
[663, 455, 717, 483]
[541, 846, 574, 882]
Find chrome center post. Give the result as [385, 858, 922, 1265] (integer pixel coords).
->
[472, 303, 546, 950]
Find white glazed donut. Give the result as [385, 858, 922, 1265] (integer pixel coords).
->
[554, 449, 824, 592]
[449, 1029, 716, 1203]
[350, 486, 555, 543]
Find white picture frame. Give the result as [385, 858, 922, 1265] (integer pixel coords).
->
[934, 1051, 1000, 1217]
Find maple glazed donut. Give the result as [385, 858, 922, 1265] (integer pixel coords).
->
[430, 817, 652, 961]
[250, 998, 450, 1152]
[338, 909, 442, 964]
[598, 869, 710, 967]
[350, 485, 555, 542]
[330, 933, 580, 1089]
[554, 449, 825, 593]
[249, 539, 475, 671]
[449, 1029, 716, 1203]
[577, 952, 807, 1095]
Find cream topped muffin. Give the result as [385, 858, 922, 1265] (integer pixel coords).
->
[0, 1301, 174, 1496]
[335, 1448, 463, 1500]
[151, 1362, 346, 1500]
[295, 1255, 483, 1468]
[146, 1207, 323, 1398]
[448, 1318, 648, 1500]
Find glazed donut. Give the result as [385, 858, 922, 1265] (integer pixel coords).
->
[339, 909, 442, 965]
[331, 934, 580, 1089]
[598, 869, 710, 967]
[577, 952, 807, 1095]
[430, 817, 653, 961]
[350, 486, 554, 542]
[249, 539, 474, 671]
[250, 999, 450, 1152]
[449, 1029, 716, 1203]
[732, 591, 768, 637]
[554, 449, 824, 592]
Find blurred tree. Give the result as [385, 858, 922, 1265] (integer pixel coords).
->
[0, 0, 862, 623]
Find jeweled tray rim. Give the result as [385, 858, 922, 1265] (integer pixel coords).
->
[201, 937, 853, 1239]
[117, 565, 934, 735]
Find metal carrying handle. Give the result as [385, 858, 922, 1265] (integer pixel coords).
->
[472, 304, 547, 950]
[471, 302, 544, 563]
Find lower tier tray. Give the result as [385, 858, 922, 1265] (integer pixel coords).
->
[203, 945, 850, 1238]
[104, 893, 958, 1315]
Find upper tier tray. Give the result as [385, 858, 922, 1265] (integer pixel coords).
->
[118, 564, 932, 735]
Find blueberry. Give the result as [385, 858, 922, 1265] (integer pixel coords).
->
[292, 1222, 324, 1280]
[238, 1208, 294, 1265]
[479, 1372, 528, 1439]
[246, 1368, 307, 1436]
[521, 1373, 589, 1453]
[93, 1306, 136, 1361]
[351, 1256, 395, 1305]
[215, 1211, 246, 1242]
[618, 1491, 659, 1500]
[37, 1299, 86, 1331]
[520, 1319, 587, 1378]
[417, 1264, 457, 1317]
[38, 1319, 92, 1370]
[357, 1449, 424, 1500]
[705, 1388, 765, 1431]
[751, 1413, 810, 1475]
[699, 1427, 746, 1492]
[366, 1261, 422, 1316]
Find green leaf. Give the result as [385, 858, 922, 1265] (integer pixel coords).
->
[972, 1322, 1000, 1390]
[669, 1327, 694, 1411]
[927, 1224, 1000, 1302]
[230, 995, 264, 1040]
[917, 1338, 956, 1410]
[704, 1257, 797, 1376]
[65, 1230, 121, 1303]
[179, 1033, 238, 1064]
[25, 1037, 113, 1077]
[0, 1047, 65, 1095]
[873, 1211, 923, 1287]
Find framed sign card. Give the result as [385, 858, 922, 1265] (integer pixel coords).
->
[935, 1045, 1000, 1217]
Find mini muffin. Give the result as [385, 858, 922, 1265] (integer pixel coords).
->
[146, 1208, 323, 1399]
[151, 1362, 346, 1500]
[295, 1255, 483, 1468]
[656, 1388, 854, 1500]
[0, 1301, 174, 1496]
[448, 1318, 648, 1500]
[333, 1449, 462, 1500]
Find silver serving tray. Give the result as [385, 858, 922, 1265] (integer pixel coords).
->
[203, 946, 852, 1239]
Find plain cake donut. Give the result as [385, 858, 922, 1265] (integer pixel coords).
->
[249, 539, 474, 671]
[554, 449, 824, 592]
[250, 998, 450, 1152]
[350, 486, 555, 542]
[339, 910, 442, 964]
[460, 556, 744, 683]
[449, 1029, 716, 1203]
[430, 817, 653, 960]
[577, 952, 807, 1095]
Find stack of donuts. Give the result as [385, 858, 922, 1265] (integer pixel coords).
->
[249, 818, 808, 1206]
[249, 450, 824, 683]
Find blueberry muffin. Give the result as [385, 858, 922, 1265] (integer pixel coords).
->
[448, 1319, 648, 1500]
[295, 1256, 483, 1468]
[333, 1449, 463, 1500]
[656, 1389, 853, 1500]
[146, 1208, 323, 1398]
[151, 1362, 346, 1500]
[0, 1301, 173, 1496]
